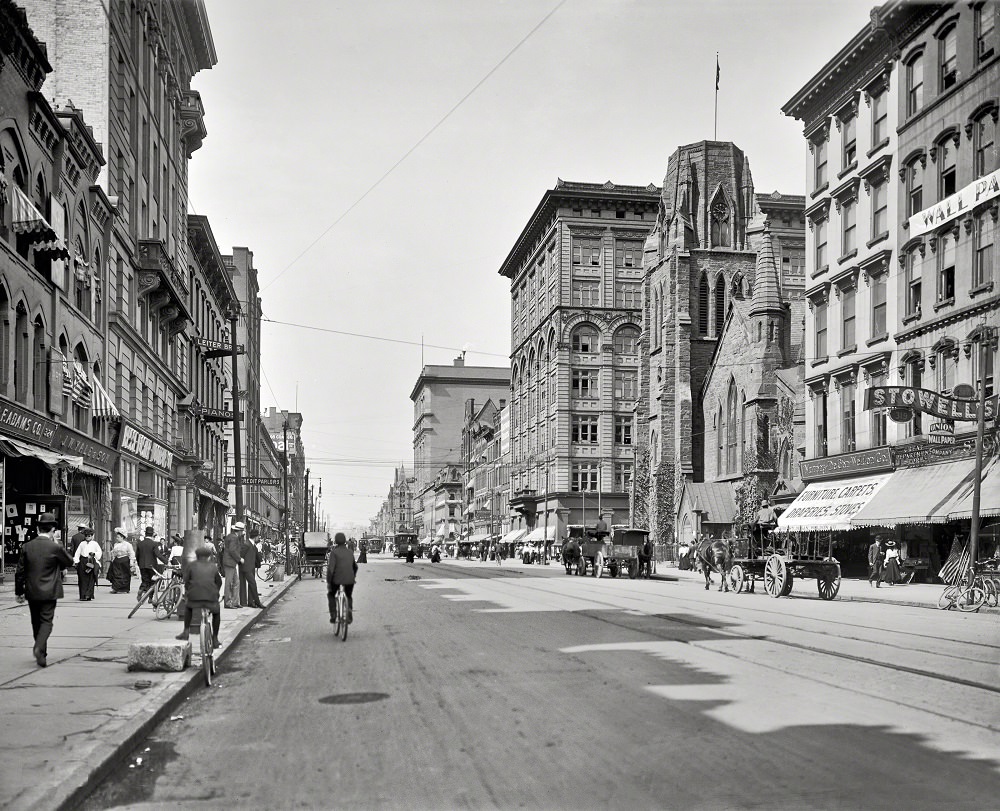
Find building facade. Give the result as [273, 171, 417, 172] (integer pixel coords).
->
[0, 2, 120, 570]
[262, 407, 306, 546]
[410, 355, 510, 538]
[371, 463, 415, 539]
[782, 1, 1000, 578]
[461, 397, 507, 549]
[23, 0, 217, 540]
[499, 179, 660, 543]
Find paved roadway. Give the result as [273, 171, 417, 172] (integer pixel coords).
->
[82, 556, 1000, 810]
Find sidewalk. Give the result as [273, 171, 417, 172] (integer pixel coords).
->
[0, 570, 297, 811]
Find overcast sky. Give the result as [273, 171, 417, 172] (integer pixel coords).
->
[188, 0, 876, 526]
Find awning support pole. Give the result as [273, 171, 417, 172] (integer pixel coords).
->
[969, 328, 994, 571]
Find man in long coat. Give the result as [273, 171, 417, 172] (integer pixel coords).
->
[15, 512, 73, 667]
[240, 528, 263, 608]
[222, 522, 244, 608]
[136, 527, 166, 594]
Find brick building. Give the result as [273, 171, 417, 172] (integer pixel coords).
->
[262, 407, 306, 545]
[498, 179, 660, 545]
[461, 397, 507, 551]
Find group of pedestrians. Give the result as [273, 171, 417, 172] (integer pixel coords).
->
[220, 521, 264, 609]
[868, 535, 904, 587]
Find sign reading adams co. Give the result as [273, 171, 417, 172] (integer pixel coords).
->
[0, 395, 57, 445]
[865, 386, 998, 422]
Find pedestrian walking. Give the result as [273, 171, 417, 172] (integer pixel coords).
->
[222, 522, 244, 608]
[882, 539, 902, 585]
[241, 528, 263, 608]
[136, 527, 166, 593]
[73, 531, 102, 600]
[108, 527, 137, 593]
[358, 539, 368, 564]
[868, 535, 885, 588]
[15, 512, 74, 667]
[69, 525, 91, 556]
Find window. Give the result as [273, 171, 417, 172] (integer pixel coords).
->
[726, 382, 739, 473]
[571, 369, 596, 398]
[698, 273, 710, 335]
[814, 389, 828, 457]
[907, 359, 923, 436]
[571, 463, 599, 492]
[870, 372, 888, 447]
[841, 382, 856, 453]
[976, 2, 996, 63]
[936, 346, 953, 393]
[973, 114, 997, 178]
[939, 25, 958, 91]
[815, 217, 828, 269]
[572, 280, 600, 307]
[905, 159, 924, 217]
[614, 415, 633, 445]
[939, 138, 957, 198]
[814, 136, 828, 189]
[974, 209, 995, 288]
[714, 278, 726, 335]
[871, 88, 888, 146]
[613, 326, 639, 355]
[572, 415, 599, 444]
[871, 272, 887, 337]
[841, 200, 856, 256]
[815, 299, 828, 358]
[937, 232, 956, 302]
[614, 369, 637, 400]
[615, 240, 642, 268]
[906, 52, 924, 116]
[973, 337, 996, 397]
[842, 114, 857, 167]
[905, 249, 922, 316]
[571, 325, 598, 353]
[871, 180, 888, 238]
[841, 286, 856, 350]
[614, 463, 632, 493]
[572, 238, 602, 267]
[710, 193, 731, 247]
[613, 282, 641, 308]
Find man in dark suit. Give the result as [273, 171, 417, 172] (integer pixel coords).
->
[15, 512, 74, 667]
[136, 527, 166, 594]
[241, 528, 263, 608]
[69, 525, 91, 555]
[222, 522, 244, 608]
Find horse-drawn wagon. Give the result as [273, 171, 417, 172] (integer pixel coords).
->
[726, 528, 841, 599]
[565, 525, 649, 579]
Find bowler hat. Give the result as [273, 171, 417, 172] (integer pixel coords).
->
[144, 527, 155, 536]
[38, 512, 58, 526]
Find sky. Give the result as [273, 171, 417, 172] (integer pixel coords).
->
[187, 0, 877, 526]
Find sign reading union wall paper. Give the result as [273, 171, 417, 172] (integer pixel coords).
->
[865, 386, 998, 422]
[778, 474, 892, 531]
[908, 167, 1000, 238]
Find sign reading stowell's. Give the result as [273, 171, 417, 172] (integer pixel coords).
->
[865, 386, 998, 422]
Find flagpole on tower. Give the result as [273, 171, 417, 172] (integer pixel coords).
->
[714, 52, 719, 140]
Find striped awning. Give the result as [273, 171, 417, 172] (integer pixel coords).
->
[11, 186, 68, 258]
[524, 525, 557, 542]
[499, 528, 526, 544]
[91, 375, 120, 420]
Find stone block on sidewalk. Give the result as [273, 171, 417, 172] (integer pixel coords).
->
[126, 641, 191, 672]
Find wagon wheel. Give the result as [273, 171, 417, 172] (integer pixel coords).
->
[780, 571, 794, 597]
[817, 568, 841, 600]
[608, 560, 619, 579]
[728, 563, 745, 594]
[627, 559, 638, 579]
[594, 553, 605, 579]
[763, 555, 788, 598]
[577, 558, 587, 576]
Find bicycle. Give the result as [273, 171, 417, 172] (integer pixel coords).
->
[938, 559, 1000, 612]
[128, 567, 182, 619]
[257, 552, 283, 582]
[197, 606, 216, 686]
[332, 584, 349, 641]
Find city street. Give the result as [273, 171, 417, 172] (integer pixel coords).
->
[80, 556, 1000, 810]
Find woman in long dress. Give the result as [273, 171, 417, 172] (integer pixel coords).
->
[108, 528, 136, 593]
[73, 533, 103, 600]
[882, 540, 902, 585]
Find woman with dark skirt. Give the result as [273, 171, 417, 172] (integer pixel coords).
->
[358, 539, 368, 564]
[882, 539, 902, 585]
[73, 531, 102, 600]
[108, 528, 137, 593]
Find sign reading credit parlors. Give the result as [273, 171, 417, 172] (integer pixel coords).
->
[865, 386, 998, 422]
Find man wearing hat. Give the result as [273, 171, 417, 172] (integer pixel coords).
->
[755, 497, 779, 543]
[222, 521, 245, 609]
[136, 526, 167, 595]
[15, 512, 74, 667]
[868, 535, 885, 588]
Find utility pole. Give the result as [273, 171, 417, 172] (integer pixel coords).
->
[542, 461, 549, 565]
[970, 326, 996, 569]
[229, 308, 244, 524]
[282, 419, 290, 565]
[304, 467, 310, 533]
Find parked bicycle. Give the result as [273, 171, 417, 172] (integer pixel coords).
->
[938, 558, 1000, 612]
[127, 567, 182, 619]
[197, 606, 216, 685]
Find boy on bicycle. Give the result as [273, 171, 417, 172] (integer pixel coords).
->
[175, 546, 222, 648]
[327, 532, 357, 624]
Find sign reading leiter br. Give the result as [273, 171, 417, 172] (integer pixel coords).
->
[865, 386, 998, 422]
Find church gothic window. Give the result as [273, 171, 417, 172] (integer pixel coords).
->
[714, 275, 726, 336]
[698, 273, 709, 336]
[710, 190, 731, 248]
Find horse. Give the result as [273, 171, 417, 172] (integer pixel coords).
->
[695, 538, 734, 592]
[562, 539, 582, 574]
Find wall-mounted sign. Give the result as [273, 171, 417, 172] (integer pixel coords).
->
[0, 395, 58, 445]
[194, 337, 244, 355]
[893, 430, 999, 468]
[799, 447, 894, 482]
[225, 476, 281, 487]
[865, 386, 997, 422]
[928, 421, 956, 445]
[50, 426, 117, 472]
[117, 423, 173, 470]
[908, 168, 1000, 238]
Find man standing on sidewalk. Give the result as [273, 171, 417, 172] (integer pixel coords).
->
[222, 522, 244, 609]
[868, 535, 885, 588]
[136, 527, 165, 594]
[14, 512, 73, 667]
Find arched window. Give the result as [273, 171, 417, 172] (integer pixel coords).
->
[903, 154, 924, 217]
[714, 274, 726, 336]
[571, 324, 599, 353]
[697, 273, 709, 336]
[32, 317, 46, 412]
[905, 48, 924, 116]
[13, 303, 28, 403]
[0, 285, 8, 393]
[972, 109, 997, 178]
[726, 381, 739, 474]
[613, 326, 639, 356]
[716, 404, 724, 475]
[710, 190, 731, 247]
[93, 246, 103, 324]
[939, 23, 958, 91]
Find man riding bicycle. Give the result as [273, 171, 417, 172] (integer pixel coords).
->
[328, 532, 357, 624]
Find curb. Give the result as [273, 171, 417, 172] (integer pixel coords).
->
[31, 576, 298, 811]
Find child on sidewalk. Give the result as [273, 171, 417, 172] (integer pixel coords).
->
[175, 546, 222, 648]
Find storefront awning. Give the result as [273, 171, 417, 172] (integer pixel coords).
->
[947, 457, 1000, 520]
[0, 436, 83, 470]
[435, 522, 457, 538]
[776, 473, 893, 533]
[852, 461, 978, 528]
[499, 528, 526, 544]
[523, 525, 557, 542]
[465, 532, 489, 544]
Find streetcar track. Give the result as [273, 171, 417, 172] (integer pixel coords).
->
[399, 560, 1000, 697]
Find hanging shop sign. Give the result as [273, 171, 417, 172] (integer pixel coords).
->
[117, 422, 173, 470]
[194, 337, 244, 356]
[50, 426, 117, 472]
[195, 473, 229, 502]
[908, 167, 1000, 238]
[864, 386, 997, 422]
[225, 476, 281, 486]
[799, 447, 894, 481]
[927, 421, 956, 445]
[0, 394, 58, 445]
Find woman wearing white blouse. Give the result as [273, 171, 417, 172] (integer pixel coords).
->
[73, 535, 103, 600]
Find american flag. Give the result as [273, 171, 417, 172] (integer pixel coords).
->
[62, 358, 93, 409]
[91, 375, 120, 420]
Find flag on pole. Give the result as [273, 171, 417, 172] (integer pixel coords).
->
[62, 356, 93, 409]
[716, 54, 720, 90]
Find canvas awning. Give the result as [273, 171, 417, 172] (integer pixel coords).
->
[776, 473, 893, 532]
[11, 186, 69, 258]
[435, 522, 457, 538]
[499, 528, 526, 544]
[465, 532, 489, 544]
[523, 525, 557, 543]
[0, 436, 83, 470]
[947, 457, 1000, 520]
[852, 461, 978, 528]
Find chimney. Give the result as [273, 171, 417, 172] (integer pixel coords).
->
[454, 354, 465, 367]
